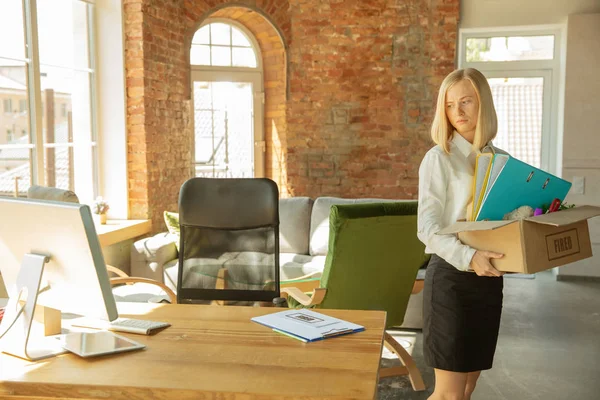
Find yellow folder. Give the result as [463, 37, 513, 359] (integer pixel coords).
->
[471, 154, 493, 221]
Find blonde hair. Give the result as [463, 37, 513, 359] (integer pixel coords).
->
[430, 68, 498, 153]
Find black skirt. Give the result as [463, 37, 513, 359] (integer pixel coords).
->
[423, 254, 503, 372]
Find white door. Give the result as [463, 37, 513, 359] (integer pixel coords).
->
[191, 70, 264, 178]
[483, 70, 552, 171]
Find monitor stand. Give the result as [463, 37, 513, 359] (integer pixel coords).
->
[0, 253, 66, 361]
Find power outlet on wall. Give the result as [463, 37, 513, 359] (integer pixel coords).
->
[571, 176, 585, 195]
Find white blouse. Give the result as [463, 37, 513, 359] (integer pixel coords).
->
[417, 133, 505, 271]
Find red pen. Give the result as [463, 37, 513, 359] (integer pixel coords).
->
[548, 198, 561, 213]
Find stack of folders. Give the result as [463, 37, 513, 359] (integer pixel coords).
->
[471, 154, 572, 221]
[251, 309, 364, 343]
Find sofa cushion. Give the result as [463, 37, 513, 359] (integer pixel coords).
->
[280, 253, 326, 280]
[279, 197, 313, 254]
[309, 197, 405, 256]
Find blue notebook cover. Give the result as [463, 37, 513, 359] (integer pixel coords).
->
[476, 157, 572, 221]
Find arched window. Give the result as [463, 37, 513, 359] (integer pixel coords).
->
[191, 22, 258, 68]
[190, 21, 264, 178]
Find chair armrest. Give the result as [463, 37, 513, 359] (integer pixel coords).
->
[110, 277, 178, 304]
[280, 277, 320, 292]
[130, 232, 178, 283]
[106, 265, 129, 278]
[281, 287, 327, 307]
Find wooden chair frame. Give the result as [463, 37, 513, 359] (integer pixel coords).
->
[107, 265, 177, 304]
[281, 279, 426, 392]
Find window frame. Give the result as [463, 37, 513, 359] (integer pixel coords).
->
[0, 0, 99, 198]
[190, 19, 265, 178]
[191, 19, 263, 70]
[3, 99, 13, 113]
[458, 25, 566, 176]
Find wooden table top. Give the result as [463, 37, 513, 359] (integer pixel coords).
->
[0, 303, 386, 399]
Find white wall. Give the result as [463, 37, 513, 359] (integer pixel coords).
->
[95, 0, 128, 219]
[460, 0, 600, 28]
[558, 13, 600, 278]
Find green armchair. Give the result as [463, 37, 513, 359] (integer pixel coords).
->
[281, 202, 428, 391]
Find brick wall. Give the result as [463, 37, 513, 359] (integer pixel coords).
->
[123, 0, 458, 231]
[286, 0, 458, 198]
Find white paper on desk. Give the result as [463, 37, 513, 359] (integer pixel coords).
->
[251, 309, 364, 342]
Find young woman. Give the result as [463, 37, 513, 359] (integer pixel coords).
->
[417, 68, 507, 400]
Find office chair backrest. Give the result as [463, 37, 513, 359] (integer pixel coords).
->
[177, 177, 280, 304]
[319, 202, 428, 328]
[27, 185, 80, 204]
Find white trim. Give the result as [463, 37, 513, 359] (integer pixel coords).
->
[459, 24, 565, 35]
[94, 0, 128, 219]
[24, 0, 44, 185]
[555, 23, 568, 178]
[86, 1, 99, 204]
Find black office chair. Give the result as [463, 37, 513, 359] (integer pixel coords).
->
[176, 177, 281, 305]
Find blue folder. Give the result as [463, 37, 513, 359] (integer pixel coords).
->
[476, 156, 572, 221]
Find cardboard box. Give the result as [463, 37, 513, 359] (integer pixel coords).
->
[437, 206, 600, 274]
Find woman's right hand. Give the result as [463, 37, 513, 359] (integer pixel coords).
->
[469, 250, 504, 277]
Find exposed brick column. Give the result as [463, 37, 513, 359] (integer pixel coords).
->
[124, 0, 149, 218]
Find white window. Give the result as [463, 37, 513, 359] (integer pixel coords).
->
[191, 22, 258, 68]
[190, 20, 265, 178]
[0, 0, 98, 201]
[459, 27, 564, 175]
[3, 99, 12, 113]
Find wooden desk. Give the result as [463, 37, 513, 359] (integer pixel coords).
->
[95, 219, 152, 247]
[0, 303, 386, 399]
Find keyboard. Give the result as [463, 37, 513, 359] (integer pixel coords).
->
[70, 317, 171, 335]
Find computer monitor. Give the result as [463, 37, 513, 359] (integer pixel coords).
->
[0, 197, 118, 360]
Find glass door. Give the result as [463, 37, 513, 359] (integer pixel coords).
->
[484, 70, 552, 171]
[191, 70, 263, 178]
